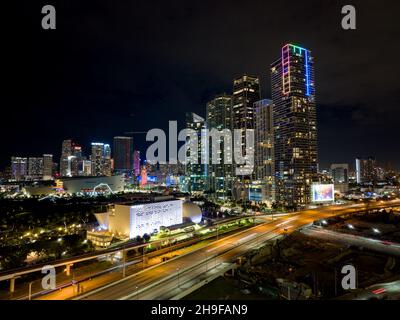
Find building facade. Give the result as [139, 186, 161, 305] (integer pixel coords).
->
[42, 154, 53, 180]
[28, 157, 44, 180]
[60, 139, 72, 177]
[356, 157, 377, 184]
[271, 44, 318, 208]
[11, 157, 28, 181]
[232, 75, 260, 178]
[206, 94, 233, 199]
[254, 99, 275, 204]
[113, 136, 133, 173]
[185, 112, 208, 193]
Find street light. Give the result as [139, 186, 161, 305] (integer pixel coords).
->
[135, 285, 139, 300]
[373, 228, 380, 234]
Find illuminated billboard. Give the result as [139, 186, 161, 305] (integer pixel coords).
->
[312, 184, 334, 203]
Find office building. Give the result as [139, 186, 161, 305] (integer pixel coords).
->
[60, 139, 72, 177]
[91, 143, 106, 176]
[113, 136, 133, 173]
[185, 112, 207, 193]
[271, 44, 318, 208]
[330, 163, 349, 193]
[232, 75, 260, 178]
[28, 157, 44, 180]
[11, 157, 28, 181]
[133, 150, 141, 176]
[254, 99, 275, 204]
[42, 154, 53, 180]
[356, 157, 377, 184]
[206, 94, 233, 199]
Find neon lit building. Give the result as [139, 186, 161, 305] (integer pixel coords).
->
[11, 157, 28, 181]
[271, 44, 318, 208]
[133, 150, 141, 176]
[140, 165, 147, 186]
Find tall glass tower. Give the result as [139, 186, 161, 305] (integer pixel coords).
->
[206, 94, 233, 199]
[271, 44, 318, 208]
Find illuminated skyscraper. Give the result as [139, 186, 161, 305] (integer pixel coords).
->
[232, 75, 260, 185]
[28, 157, 44, 180]
[103, 144, 112, 176]
[11, 157, 28, 181]
[254, 99, 275, 204]
[70, 143, 83, 177]
[91, 143, 105, 176]
[113, 136, 133, 173]
[356, 157, 377, 184]
[140, 165, 148, 186]
[42, 154, 53, 180]
[185, 112, 207, 192]
[60, 139, 72, 177]
[271, 44, 318, 208]
[206, 94, 233, 199]
[133, 150, 141, 176]
[331, 163, 349, 193]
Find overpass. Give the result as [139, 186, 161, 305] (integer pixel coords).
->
[35, 199, 399, 300]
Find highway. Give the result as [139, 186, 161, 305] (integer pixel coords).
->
[340, 280, 400, 300]
[301, 227, 400, 257]
[56, 200, 399, 300]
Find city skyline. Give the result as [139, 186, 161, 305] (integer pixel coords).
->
[1, 1, 400, 305]
[2, 1, 400, 171]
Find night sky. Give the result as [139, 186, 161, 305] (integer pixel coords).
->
[3, 0, 400, 170]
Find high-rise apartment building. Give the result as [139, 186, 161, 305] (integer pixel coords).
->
[103, 144, 112, 176]
[331, 163, 349, 184]
[91, 143, 105, 176]
[11, 157, 28, 181]
[42, 154, 53, 180]
[271, 44, 318, 208]
[185, 112, 207, 192]
[254, 99, 275, 204]
[232, 75, 260, 178]
[356, 157, 377, 184]
[133, 150, 141, 176]
[90, 143, 112, 177]
[28, 157, 44, 180]
[60, 139, 72, 177]
[113, 136, 133, 172]
[331, 163, 349, 193]
[206, 94, 233, 199]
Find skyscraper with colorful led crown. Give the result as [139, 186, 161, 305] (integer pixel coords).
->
[271, 44, 318, 208]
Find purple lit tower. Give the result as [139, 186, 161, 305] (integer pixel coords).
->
[133, 150, 141, 176]
[271, 44, 318, 207]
